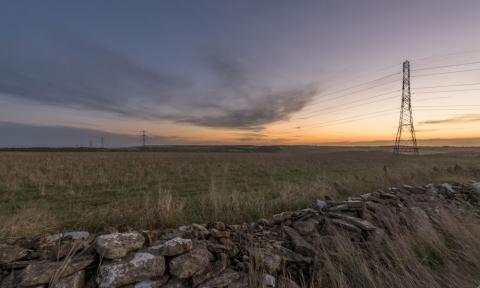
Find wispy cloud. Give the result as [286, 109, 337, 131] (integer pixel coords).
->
[419, 114, 480, 125]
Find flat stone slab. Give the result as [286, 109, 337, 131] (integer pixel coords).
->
[149, 237, 193, 256]
[97, 252, 165, 288]
[328, 212, 377, 231]
[95, 232, 145, 259]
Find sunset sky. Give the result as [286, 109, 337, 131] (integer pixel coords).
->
[1, 0, 480, 147]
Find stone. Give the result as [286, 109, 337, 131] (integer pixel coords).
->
[272, 212, 293, 224]
[272, 244, 311, 264]
[149, 237, 193, 256]
[315, 199, 328, 211]
[379, 193, 399, 200]
[208, 222, 226, 231]
[0, 272, 15, 288]
[247, 247, 282, 273]
[28, 235, 55, 250]
[472, 182, 480, 194]
[97, 252, 165, 288]
[330, 219, 362, 233]
[41, 238, 91, 261]
[328, 213, 376, 231]
[169, 248, 214, 279]
[51, 231, 90, 242]
[438, 183, 456, 197]
[209, 229, 230, 239]
[263, 274, 276, 287]
[123, 275, 170, 288]
[17, 256, 93, 287]
[282, 226, 315, 256]
[0, 244, 28, 264]
[163, 277, 190, 288]
[95, 232, 145, 259]
[257, 218, 270, 226]
[278, 277, 301, 288]
[197, 271, 242, 288]
[226, 274, 249, 288]
[54, 270, 85, 288]
[292, 218, 319, 235]
[191, 224, 210, 238]
[193, 253, 229, 286]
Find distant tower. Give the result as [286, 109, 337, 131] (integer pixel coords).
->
[141, 130, 147, 148]
[101, 136, 105, 149]
[394, 60, 419, 155]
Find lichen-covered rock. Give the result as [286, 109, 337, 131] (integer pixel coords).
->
[169, 248, 214, 279]
[149, 237, 192, 256]
[97, 252, 165, 288]
[0, 244, 28, 264]
[17, 256, 93, 287]
[95, 232, 145, 259]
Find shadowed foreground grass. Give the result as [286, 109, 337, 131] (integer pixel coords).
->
[309, 208, 480, 288]
[0, 149, 479, 239]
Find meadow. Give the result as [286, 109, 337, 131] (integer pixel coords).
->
[1, 148, 480, 240]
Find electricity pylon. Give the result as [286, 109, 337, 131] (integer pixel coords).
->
[140, 130, 147, 147]
[393, 60, 419, 155]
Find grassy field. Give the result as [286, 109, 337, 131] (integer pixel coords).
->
[1, 148, 480, 239]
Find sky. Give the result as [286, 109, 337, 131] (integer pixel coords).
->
[1, 0, 480, 147]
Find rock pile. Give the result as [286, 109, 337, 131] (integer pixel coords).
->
[1, 182, 478, 287]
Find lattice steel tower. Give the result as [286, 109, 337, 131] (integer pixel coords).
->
[393, 60, 419, 155]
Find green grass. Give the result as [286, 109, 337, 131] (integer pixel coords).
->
[0, 148, 479, 239]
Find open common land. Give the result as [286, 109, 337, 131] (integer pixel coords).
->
[1, 147, 480, 240]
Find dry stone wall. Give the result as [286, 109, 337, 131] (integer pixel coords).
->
[1, 182, 479, 287]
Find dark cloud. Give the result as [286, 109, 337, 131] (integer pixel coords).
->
[179, 52, 319, 129]
[419, 114, 480, 125]
[0, 122, 184, 148]
[181, 86, 317, 130]
[0, 30, 319, 130]
[0, 31, 189, 117]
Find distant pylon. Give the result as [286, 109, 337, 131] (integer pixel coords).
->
[140, 130, 147, 147]
[394, 60, 419, 155]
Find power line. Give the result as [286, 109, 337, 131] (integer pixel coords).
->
[298, 90, 400, 119]
[415, 108, 480, 111]
[412, 60, 480, 71]
[311, 72, 401, 101]
[412, 88, 480, 94]
[415, 82, 480, 89]
[412, 68, 480, 77]
[415, 105, 480, 108]
[295, 108, 398, 129]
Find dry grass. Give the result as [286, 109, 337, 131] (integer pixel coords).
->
[311, 208, 480, 288]
[0, 150, 479, 239]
